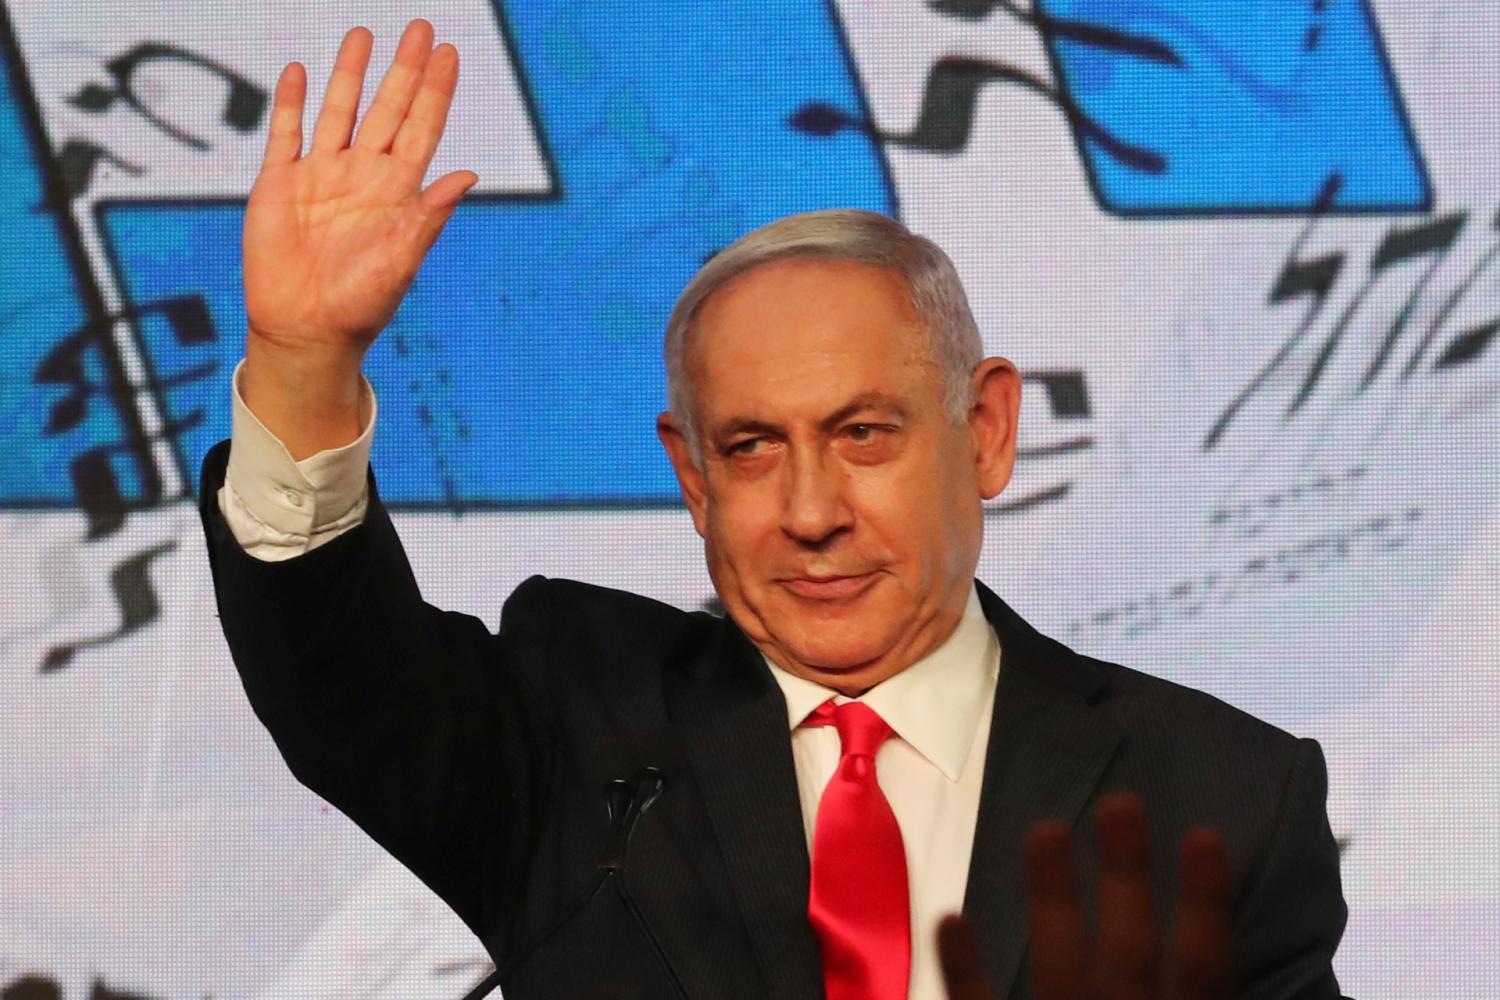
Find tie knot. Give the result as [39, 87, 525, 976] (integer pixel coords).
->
[805, 699, 895, 760]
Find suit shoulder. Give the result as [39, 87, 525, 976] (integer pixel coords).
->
[505, 574, 699, 622]
[500, 574, 716, 656]
[983, 583, 1301, 762]
[1087, 652, 1304, 762]
[1007, 602, 1303, 758]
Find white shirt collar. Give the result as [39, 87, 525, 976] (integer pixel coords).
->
[762, 586, 1000, 782]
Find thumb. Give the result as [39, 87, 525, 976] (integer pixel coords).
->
[407, 169, 478, 255]
[421, 169, 479, 214]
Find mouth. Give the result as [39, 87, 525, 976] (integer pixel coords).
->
[778, 572, 880, 601]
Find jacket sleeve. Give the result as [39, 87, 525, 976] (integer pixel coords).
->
[1231, 737, 1349, 999]
[199, 439, 558, 950]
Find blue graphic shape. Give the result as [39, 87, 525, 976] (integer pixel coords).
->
[1039, 0, 1430, 214]
[102, 1, 893, 508]
[0, 44, 144, 506]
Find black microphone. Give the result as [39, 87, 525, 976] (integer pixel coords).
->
[602, 768, 691, 1000]
[460, 766, 688, 1000]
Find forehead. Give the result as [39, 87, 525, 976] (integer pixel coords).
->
[688, 258, 940, 422]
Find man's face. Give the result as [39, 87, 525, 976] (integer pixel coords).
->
[660, 258, 1018, 694]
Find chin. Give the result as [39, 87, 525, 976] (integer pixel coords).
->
[782, 623, 894, 675]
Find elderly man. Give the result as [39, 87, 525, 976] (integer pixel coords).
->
[202, 19, 1346, 1000]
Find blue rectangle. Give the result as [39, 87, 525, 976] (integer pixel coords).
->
[1040, 0, 1430, 214]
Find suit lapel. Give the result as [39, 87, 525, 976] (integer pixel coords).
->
[965, 583, 1123, 1000]
[667, 616, 825, 1000]
[665, 587, 1119, 1000]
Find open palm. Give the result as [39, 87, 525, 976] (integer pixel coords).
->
[243, 19, 476, 364]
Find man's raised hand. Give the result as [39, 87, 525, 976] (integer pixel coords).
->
[241, 20, 476, 458]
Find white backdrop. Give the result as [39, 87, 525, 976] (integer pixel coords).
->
[2, 2, 1497, 997]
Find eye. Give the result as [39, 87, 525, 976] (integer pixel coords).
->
[727, 437, 766, 456]
[837, 423, 900, 463]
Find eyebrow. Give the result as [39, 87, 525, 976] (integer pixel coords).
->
[713, 392, 911, 443]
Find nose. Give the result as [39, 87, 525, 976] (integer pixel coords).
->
[779, 449, 853, 545]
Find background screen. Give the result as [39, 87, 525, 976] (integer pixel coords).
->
[2, 2, 1497, 996]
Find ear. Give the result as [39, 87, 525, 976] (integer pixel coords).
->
[967, 357, 1022, 500]
[657, 411, 710, 536]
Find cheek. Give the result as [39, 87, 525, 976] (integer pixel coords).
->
[704, 484, 781, 575]
[868, 443, 975, 570]
[826, 476, 916, 585]
[935, 453, 985, 570]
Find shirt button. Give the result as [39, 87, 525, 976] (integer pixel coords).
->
[284, 489, 304, 507]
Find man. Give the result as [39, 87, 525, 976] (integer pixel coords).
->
[203, 19, 1346, 1000]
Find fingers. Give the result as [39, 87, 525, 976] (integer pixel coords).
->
[1096, 794, 1162, 1000]
[1026, 803, 1231, 1000]
[1170, 829, 1230, 1000]
[354, 18, 435, 154]
[301, 20, 464, 187]
[261, 62, 306, 168]
[392, 43, 461, 175]
[937, 914, 996, 1000]
[1025, 820, 1090, 1000]
[310, 26, 374, 155]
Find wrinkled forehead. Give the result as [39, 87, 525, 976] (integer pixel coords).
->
[686, 258, 942, 423]
[687, 258, 931, 364]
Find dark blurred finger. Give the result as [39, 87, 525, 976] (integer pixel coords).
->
[311, 27, 373, 155]
[392, 43, 461, 174]
[1096, 794, 1162, 1000]
[1170, 828, 1230, 1000]
[1026, 820, 1091, 1000]
[261, 62, 306, 168]
[355, 18, 434, 153]
[938, 914, 995, 1000]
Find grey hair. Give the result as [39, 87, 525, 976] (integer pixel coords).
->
[663, 208, 984, 460]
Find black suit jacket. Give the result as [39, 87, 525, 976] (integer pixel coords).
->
[200, 441, 1346, 999]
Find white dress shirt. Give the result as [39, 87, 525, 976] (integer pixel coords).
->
[218, 361, 376, 560]
[764, 596, 999, 1000]
[220, 362, 1002, 999]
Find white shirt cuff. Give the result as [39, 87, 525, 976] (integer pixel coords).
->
[218, 359, 375, 560]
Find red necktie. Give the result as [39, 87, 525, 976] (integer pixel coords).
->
[804, 699, 911, 1000]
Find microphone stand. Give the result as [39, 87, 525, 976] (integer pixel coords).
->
[460, 767, 689, 1000]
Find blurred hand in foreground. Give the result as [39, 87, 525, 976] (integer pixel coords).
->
[939, 794, 1230, 1000]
